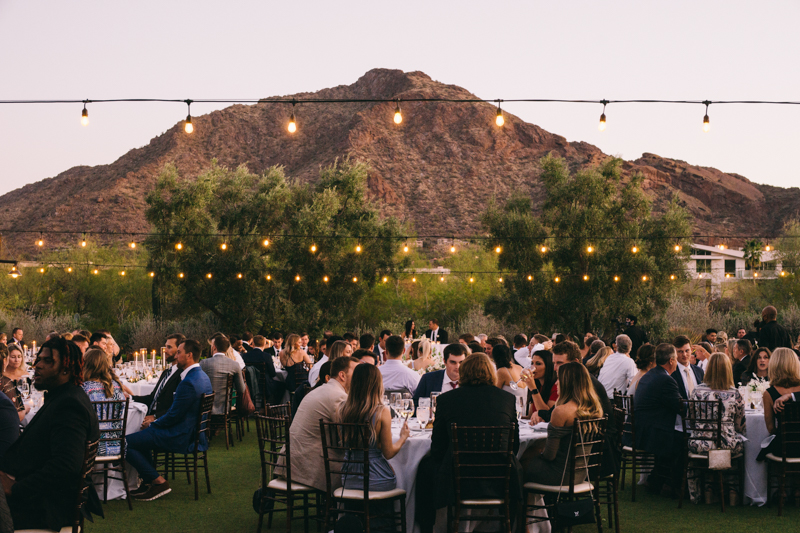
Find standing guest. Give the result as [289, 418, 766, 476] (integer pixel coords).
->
[0, 347, 27, 422]
[585, 346, 614, 378]
[242, 335, 285, 405]
[492, 345, 526, 412]
[353, 349, 378, 365]
[404, 320, 417, 344]
[628, 344, 656, 394]
[308, 338, 349, 387]
[279, 334, 313, 392]
[7, 329, 22, 350]
[413, 343, 468, 405]
[276, 356, 359, 491]
[71, 334, 89, 354]
[199, 336, 248, 416]
[686, 353, 746, 505]
[81, 349, 126, 457]
[476, 333, 488, 349]
[125, 339, 212, 501]
[424, 319, 448, 344]
[624, 315, 649, 357]
[732, 339, 753, 385]
[736, 328, 747, 340]
[598, 334, 638, 397]
[375, 330, 392, 363]
[378, 335, 420, 395]
[522, 362, 603, 485]
[740, 347, 771, 386]
[704, 328, 719, 345]
[759, 306, 793, 352]
[0, 337, 100, 530]
[525, 350, 558, 419]
[343, 332, 359, 352]
[2, 345, 29, 383]
[672, 336, 704, 401]
[408, 339, 433, 371]
[133, 334, 184, 426]
[759, 348, 800, 462]
[634, 343, 684, 495]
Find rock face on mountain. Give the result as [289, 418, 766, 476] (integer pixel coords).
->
[0, 68, 798, 255]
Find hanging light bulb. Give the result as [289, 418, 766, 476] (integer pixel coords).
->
[81, 233, 87, 247]
[583, 274, 589, 281]
[450, 238, 456, 253]
[130, 241, 137, 249]
[469, 276, 475, 283]
[310, 244, 317, 253]
[92, 269, 99, 275]
[295, 274, 301, 282]
[586, 245, 594, 253]
[412, 277, 417, 283]
[120, 271, 126, 276]
[352, 276, 358, 283]
[403, 244, 409, 253]
[67, 267, 73, 273]
[674, 244, 682, 252]
[150, 272, 156, 278]
[642, 275, 648, 281]
[355, 244, 362, 253]
[175, 242, 183, 250]
[670, 274, 676, 280]
[498, 277, 503, 283]
[37, 233, 44, 247]
[527, 275, 533, 281]
[266, 274, 272, 280]
[237, 273, 243, 279]
[495, 246, 502, 254]
[9, 265, 21, 278]
[725, 273, 731, 278]
[780, 271, 786, 277]
[754, 272, 759, 278]
[324, 275, 330, 283]
[495, 103, 504, 127]
[220, 243, 227, 251]
[394, 101, 402, 124]
[81, 101, 89, 126]
[39, 268, 45, 274]
[382, 276, 388, 283]
[598, 100, 607, 131]
[262, 239, 270, 247]
[614, 275, 620, 282]
[540, 246, 547, 253]
[440, 276, 445, 282]
[765, 244, 772, 252]
[631, 245, 639, 254]
[288, 103, 297, 133]
[184, 100, 194, 134]
[206, 273, 212, 279]
[554, 276, 561, 283]
[702, 101, 710, 133]
[178, 272, 185, 279]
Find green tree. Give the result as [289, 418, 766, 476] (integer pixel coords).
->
[743, 239, 764, 282]
[482, 154, 692, 336]
[144, 159, 408, 334]
[777, 218, 800, 274]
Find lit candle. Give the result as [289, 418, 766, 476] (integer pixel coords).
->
[31, 341, 37, 354]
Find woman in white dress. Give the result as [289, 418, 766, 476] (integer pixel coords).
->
[492, 345, 527, 412]
[406, 339, 433, 371]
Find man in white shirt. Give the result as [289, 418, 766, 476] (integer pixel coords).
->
[299, 333, 310, 352]
[670, 335, 705, 432]
[375, 329, 391, 363]
[379, 335, 421, 395]
[598, 334, 638, 398]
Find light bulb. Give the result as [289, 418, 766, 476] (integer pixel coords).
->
[403, 245, 409, 253]
[631, 246, 638, 254]
[469, 277, 474, 283]
[93, 269, 99, 275]
[185, 115, 194, 134]
[67, 267, 73, 273]
[670, 274, 676, 280]
[726, 273, 731, 278]
[266, 274, 272, 280]
[382, 276, 388, 283]
[412, 277, 416, 283]
[150, 272, 156, 277]
[498, 277, 503, 283]
[175, 243, 183, 250]
[440, 276, 445, 282]
[495, 107, 504, 127]
[120, 271, 126, 276]
[598, 113, 606, 131]
[178, 272, 184, 279]
[130, 242, 136, 249]
[220, 243, 227, 251]
[310, 244, 317, 253]
[206, 273, 212, 279]
[754, 272, 759, 278]
[495, 246, 502, 254]
[540, 246, 547, 253]
[614, 276, 619, 282]
[295, 275, 301, 282]
[674, 244, 682, 252]
[81, 240, 87, 248]
[554, 276, 560, 283]
[781, 271, 786, 277]
[642, 275, 648, 281]
[237, 273, 242, 279]
[39, 268, 45, 274]
[583, 274, 589, 281]
[352, 276, 358, 283]
[394, 102, 402, 125]
[703, 114, 710, 133]
[450, 245, 456, 253]
[324, 276, 330, 283]
[355, 244, 362, 253]
[81, 107, 89, 127]
[527, 275, 533, 281]
[9, 266, 20, 279]
[263, 239, 270, 247]
[288, 111, 297, 133]
[765, 245, 772, 252]
[587, 245, 594, 253]
[37, 236, 44, 247]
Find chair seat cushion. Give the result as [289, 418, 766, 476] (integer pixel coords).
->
[766, 453, 800, 464]
[688, 452, 743, 460]
[333, 487, 406, 500]
[524, 481, 594, 494]
[622, 446, 649, 454]
[16, 527, 75, 533]
[95, 455, 122, 462]
[267, 478, 317, 492]
[460, 498, 504, 505]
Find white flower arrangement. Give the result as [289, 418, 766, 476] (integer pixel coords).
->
[738, 378, 769, 409]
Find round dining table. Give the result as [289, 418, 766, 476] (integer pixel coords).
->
[743, 409, 769, 506]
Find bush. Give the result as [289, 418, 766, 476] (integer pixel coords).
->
[116, 313, 221, 353]
[0, 310, 79, 345]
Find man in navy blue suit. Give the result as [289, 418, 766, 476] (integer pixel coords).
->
[126, 339, 213, 501]
[671, 335, 704, 400]
[634, 342, 684, 494]
[412, 343, 468, 406]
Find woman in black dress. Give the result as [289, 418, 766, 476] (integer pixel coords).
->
[759, 348, 800, 460]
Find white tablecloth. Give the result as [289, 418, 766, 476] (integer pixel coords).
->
[389, 420, 547, 533]
[122, 380, 157, 397]
[92, 401, 148, 500]
[743, 410, 769, 506]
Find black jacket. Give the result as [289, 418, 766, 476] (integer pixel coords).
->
[624, 325, 649, 358]
[133, 365, 182, 418]
[758, 320, 793, 352]
[0, 382, 100, 531]
[671, 364, 705, 400]
[242, 348, 277, 378]
[634, 367, 684, 458]
[732, 355, 750, 386]
[424, 328, 449, 344]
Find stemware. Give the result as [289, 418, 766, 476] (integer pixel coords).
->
[515, 396, 526, 421]
[401, 399, 415, 422]
[417, 405, 430, 427]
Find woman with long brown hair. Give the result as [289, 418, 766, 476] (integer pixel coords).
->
[279, 334, 313, 391]
[0, 345, 29, 421]
[82, 348, 126, 456]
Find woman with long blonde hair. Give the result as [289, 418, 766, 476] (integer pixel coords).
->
[279, 334, 313, 391]
[407, 338, 433, 371]
[0, 345, 29, 421]
[585, 346, 614, 378]
[759, 348, 800, 462]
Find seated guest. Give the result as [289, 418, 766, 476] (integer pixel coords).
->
[627, 344, 656, 394]
[0, 346, 28, 422]
[732, 339, 752, 385]
[522, 362, 603, 485]
[359, 333, 376, 352]
[133, 334, 184, 427]
[278, 356, 359, 491]
[585, 346, 613, 379]
[125, 340, 213, 501]
[415, 354, 520, 533]
[242, 335, 285, 404]
[598, 334, 638, 397]
[2, 344, 28, 383]
[686, 352, 746, 504]
[82, 348, 126, 457]
[343, 332, 358, 352]
[408, 339, 433, 371]
[0, 337, 100, 530]
[308, 338, 349, 387]
[740, 347, 771, 386]
[424, 319, 448, 344]
[353, 349, 378, 365]
[579, 334, 598, 362]
[279, 334, 313, 392]
[492, 345, 526, 412]
[759, 348, 800, 461]
[265, 331, 283, 360]
[526, 350, 558, 419]
[312, 362, 331, 389]
[458, 333, 475, 346]
[240, 331, 254, 353]
[672, 336, 704, 400]
[378, 335, 420, 395]
[583, 339, 605, 366]
[71, 333, 90, 354]
[375, 329, 392, 363]
[0, 392, 18, 462]
[412, 343, 468, 405]
[200, 335, 248, 415]
[634, 343, 684, 494]
[511, 334, 528, 356]
[466, 341, 482, 355]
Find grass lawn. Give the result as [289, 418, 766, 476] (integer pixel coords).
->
[90, 430, 800, 533]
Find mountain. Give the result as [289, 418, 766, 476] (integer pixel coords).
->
[1, 68, 799, 256]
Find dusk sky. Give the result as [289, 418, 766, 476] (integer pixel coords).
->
[1, 1, 798, 196]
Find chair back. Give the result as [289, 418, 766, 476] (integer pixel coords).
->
[611, 406, 625, 453]
[70, 439, 99, 533]
[681, 399, 724, 449]
[222, 373, 235, 416]
[255, 413, 292, 490]
[565, 416, 607, 496]
[777, 402, 800, 459]
[91, 397, 129, 457]
[613, 392, 634, 449]
[449, 424, 515, 504]
[193, 393, 215, 452]
[319, 421, 373, 500]
[267, 403, 292, 421]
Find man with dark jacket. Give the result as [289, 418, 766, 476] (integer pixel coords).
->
[732, 339, 752, 386]
[0, 337, 100, 531]
[134, 333, 184, 425]
[243, 335, 285, 405]
[758, 306, 793, 352]
[623, 315, 649, 359]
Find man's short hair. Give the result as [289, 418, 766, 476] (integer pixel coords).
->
[626, 315, 638, 324]
[762, 306, 778, 322]
[379, 329, 392, 339]
[326, 335, 344, 351]
[213, 336, 231, 353]
[589, 339, 605, 355]
[71, 334, 88, 344]
[385, 335, 405, 358]
[343, 332, 356, 342]
[705, 328, 718, 335]
[615, 334, 632, 354]
[673, 335, 691, 349]
[182, 339, 202, 361]
[359, 333, 376, 350]
[331, 356, 359, 377]
[736, 339, 752, 356]
[552, 340, 581, 362]
[89, 332, 108, 345]
[467, 342, 482, 355]
[655, 343, 677, 366]
[353, 349, 377, 364]
[513, 334, 528, 348]
[242, 331, 254, 342]
[459, 333, 475, 344]
[458, 353, 495, 387]
[443, 342, 469, 362]
[533, 334, 550, 344]
[253, 335, 267, 347]
[11, 328, 21, 336]
[270, 331, 284, 341]
[167, 333, 186, 346]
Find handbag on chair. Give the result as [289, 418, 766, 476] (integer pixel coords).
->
[553, 422, 596, 527]
[708, 448, 731, 470]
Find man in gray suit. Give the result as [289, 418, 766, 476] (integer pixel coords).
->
[199, 336, 247, 415]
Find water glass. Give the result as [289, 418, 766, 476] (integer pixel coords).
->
[417, 406, 430, 427]
[516, 396, 526, 421]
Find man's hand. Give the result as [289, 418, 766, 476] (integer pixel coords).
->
[0, 471, 15, 495]
[141, 415, 155, 430]
[774, 393, 793, 413]
[692, 344, 711, 361]
[529, 414, 544, 426]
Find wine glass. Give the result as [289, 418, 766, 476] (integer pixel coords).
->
[417, 405, 430, 428]
[401, 399, 415, 422]
[515, 396, 526, 421]
[390, 393, 402, 422]
[430, 392, 440, 419]
[509, 370, 531, 391]
[18, 380, 30, 400]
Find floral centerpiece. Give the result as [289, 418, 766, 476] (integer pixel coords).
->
[416, 342, 446, 375]
[738, 378, 769, 410]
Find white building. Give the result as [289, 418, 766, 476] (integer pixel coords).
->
[687, 243, 784, 296]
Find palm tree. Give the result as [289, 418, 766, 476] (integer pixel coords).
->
[743, 239, 764, 283]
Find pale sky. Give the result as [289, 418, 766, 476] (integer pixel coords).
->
[1, 1, 799, 197]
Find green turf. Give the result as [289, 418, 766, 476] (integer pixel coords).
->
[90, 430, 800, 533]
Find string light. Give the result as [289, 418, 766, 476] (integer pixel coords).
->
[352, 276, 358, 283]
[780, 271, 786, 277]
[702, 101, 710, 133]
[554, 276, 561, 283]
[440, 276, 445, 282]
[498, 277, 503, 283]
[150, 272, 156, 277]
[674, 244, 682, 252]
[754, 272, 759, 278]
[631, 245, 639, 254]
[178, 272, 184, 278]
[9, 265, 20, 278]
[288, 103, 297, 134]
[469, 276, 475, 283]
[81, 101, 89, 126]
[586, 245, 594, 253]
[412, 277, 416, 282]
[355, 244, 362, 253]
[642, 275, 648, 281]
[93, 269, 99, 275]
[403, 243, 409, 253]
[495, 103, 504, 127]
[129, 241, 136, 249]
[324, 275, 330, 283]
[39, 268, 45, 274]
[527, 275, 533, 281]
[37, 233, 44, 247]
[184, 100, 194, 134]
[450, 238, 456, 253]
[765, 244, 772, 252]
[120, 270, 126, 276]
[394, 101, 402, 125]
[725, 273, 732, 278]
[540, 246, 547, 253]
[81, 233, 87, 247]
[613, 275, 620, 282]
[175, 242, 183, 250]
[66, 267, 73, 273]
[206, 273, 212, 279]
[598, 100, 607, 131]
[583, 274, 589, 281]
[670, 274, 676, 280]
[382, 276, 388, 283]
[310, 244, 317, 253]
[220, 243, 227, 251]
[266, 274, 272, 280]
[237, 273, 242, 279]
[495, 246, 502, 254]
[295, 274, 301, 282]
[263, 239, 270, 247]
